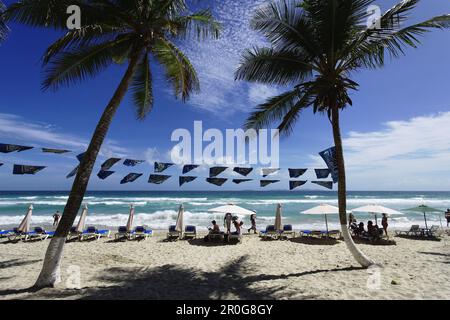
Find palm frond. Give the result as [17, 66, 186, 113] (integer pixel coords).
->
[153, 38, 199, 101]
[244, 88, 302, 131]
[131, 53, 153, 120]
[0, 0, 8, 43]
[235, 47, 314, 85]
[43, 38, 131, 90]
[169, 9, 221, 40]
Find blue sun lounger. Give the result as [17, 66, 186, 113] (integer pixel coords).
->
[80, 226, 111, 241]
[131, 226, 153, 240]
[260, 225, 279, 239]
[184, 226, 197, 240]
[167, 225, 181, 241]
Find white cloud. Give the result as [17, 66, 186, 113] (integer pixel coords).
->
[307, 112, 450, 190]
[0, 113, 129, 158]
[179, 0, 282, 115]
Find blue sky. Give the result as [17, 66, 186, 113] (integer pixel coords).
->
[0, 0, 450, 191]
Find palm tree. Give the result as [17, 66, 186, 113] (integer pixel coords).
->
[0, 1, 9, 43]
[236, 0, 450, 267]
[5, 0, 220, 288]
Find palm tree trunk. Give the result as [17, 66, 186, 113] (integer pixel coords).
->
[331, 105, 375, 268]
[34, 49, 143, 289]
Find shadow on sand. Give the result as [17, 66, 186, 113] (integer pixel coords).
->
[0, 256, 364, 300]
[288, 237, 340, 246]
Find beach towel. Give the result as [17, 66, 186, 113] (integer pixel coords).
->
[261, 168, 279, 177]
[233, 167, 253, 177]
[148, 174, 171, 184]
[312, 181, 333, 190]
[289, 180, 307, 191]
[66, 165, 79, 179]
[288, 168, 308, 178]
[0, 143, 33, 153]
[206, 178, 227, 186]
[97, 170, 115, 180]
[209, 166, 228, 177]
[124, 159, 145, 167]
[101, 158, 121, 170]
[182, 165, 199, 174]
[13, 164, 46, 175]
[42, 148, 70, 154]
[76, 152, 86, 162]
[120, 173, 143, 184]
[154, 162, 174, 173]
[315, 169, 331, 179]
[319, 147, 339, 183]
[232, 179, 252, 184]
[179, 176, 197, 186]
[260, 180, 280, 187]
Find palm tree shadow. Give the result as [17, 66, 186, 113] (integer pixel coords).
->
[26, 255, 363, 300]
[0, 259, 41, 269]
[289, 237, 340, 246]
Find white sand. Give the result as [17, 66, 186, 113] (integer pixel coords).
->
[0, 231, 449, 300]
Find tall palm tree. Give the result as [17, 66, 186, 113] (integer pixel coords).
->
[236, 0, 450, 267]
[5, 0, 220, 288]
[0, 1, 8, 43]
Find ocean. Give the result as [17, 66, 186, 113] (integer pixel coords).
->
[0, 191, 449, 231]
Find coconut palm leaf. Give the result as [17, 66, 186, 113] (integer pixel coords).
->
[153, 38, 200, 101]
[131, 53, 153, 120]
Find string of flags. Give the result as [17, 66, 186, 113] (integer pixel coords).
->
[0, 142, 338, 190]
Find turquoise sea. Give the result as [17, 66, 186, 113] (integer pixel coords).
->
[0, 191, 449, 230]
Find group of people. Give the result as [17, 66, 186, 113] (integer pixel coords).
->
[348, 212, 388, 240]
[206, 213, 258, 241]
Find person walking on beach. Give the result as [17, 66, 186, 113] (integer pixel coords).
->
[381, 213, 389, 238]
[224, 213, 232, 234]
[52, 211, 61, 227]
[348, 212, 356, 227]
[445, 209, 450, 227]
[248, 213, 257, 234]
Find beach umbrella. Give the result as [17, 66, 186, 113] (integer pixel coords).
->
[352, 204, 403, 225]
[175, 204, 184, 233]
[301, 204, 340, 235]
[17, 204, 33, 233]
[75, 204, 88, 233]
[274, 204, 282, 232]
[208, 204, 255, 216]
[126, 204, 135, 232]
[403, 205, 442, 230]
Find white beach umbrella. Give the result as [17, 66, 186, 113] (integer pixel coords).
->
[274, 204, 282, 232]
[75, 204, 88, 233]
[208, 204, 255, 216]
[352, 204, 403, 224]
[17, 204, 33, 233]
[301, 204, 341, 235]
[126, 204, 135, 232]
[175, 204, 184, 233]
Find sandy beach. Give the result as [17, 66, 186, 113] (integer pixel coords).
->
[0, 230, 449, 300]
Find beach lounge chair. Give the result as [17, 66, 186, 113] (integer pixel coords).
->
[279, 225, 295, 239]
[395, 225, 421, 237]
[115, 226, 130, 240]
[300, 230, 313, 237]
[206, 231, 224, 242]
[7, 228, 31, 241]
[184, 226, 197, 240]
[260, 225, 279, 240]
[80, 226, 111, 241]
[131, 226, 153, 240]
[229, 231, 242, 243]
[424, 225, 440, 238]
[0, 229, 14, 238]
[323, 230, 341, 239]
[27, 227, 54, 241]
[67, 226, 82, 241]
[167, 225, 182, 241]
